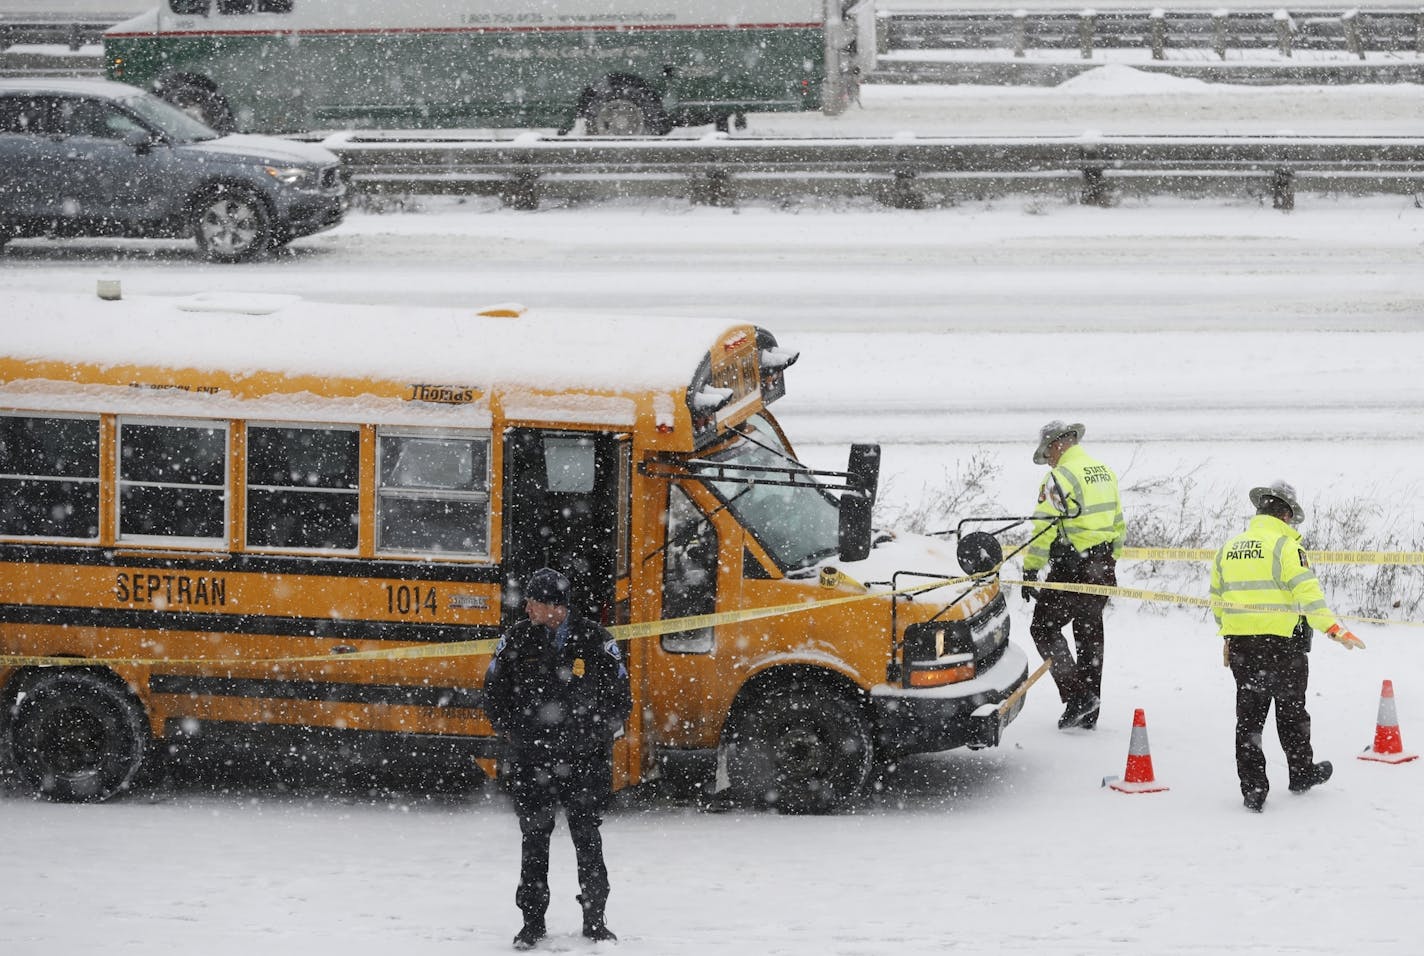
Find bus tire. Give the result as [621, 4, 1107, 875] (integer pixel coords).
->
[5, 670, 148, 803]
[724, 678, 873, 814]
[584, 83, 670, 137]
[191, 184, 274, 263]
[158, 78, 235, 133]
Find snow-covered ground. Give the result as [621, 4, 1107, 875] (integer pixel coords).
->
[789, 66, 1424, 136]
[5, 0, 1411, 15]
[3, 69, 1424, 954]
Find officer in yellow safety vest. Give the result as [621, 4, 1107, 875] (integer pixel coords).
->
[1021, 420, 1126, 731]
[1211, 480, 1365, 813]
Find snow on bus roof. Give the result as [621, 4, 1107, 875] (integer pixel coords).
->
[4, 291, 757, 396]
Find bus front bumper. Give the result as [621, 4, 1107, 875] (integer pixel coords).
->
[870, 641, 1030, 757]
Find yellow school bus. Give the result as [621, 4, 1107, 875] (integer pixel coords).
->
[0, 291, 1027, 811]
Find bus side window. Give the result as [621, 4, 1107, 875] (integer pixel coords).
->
[169, 0, 211, 15]
[246, 424, 359, 551]
[543, 435, 596, 493]
[376, 430, 490, 557]
[660, 484, 717, 654]
[0, 413, 101, 540]
[117, 419, 228, 544]
[215, 0, 292, 13]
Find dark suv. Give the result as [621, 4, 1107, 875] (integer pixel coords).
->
[0, 78, 345, 261]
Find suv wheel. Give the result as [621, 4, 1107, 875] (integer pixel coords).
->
[192, 185, 273, 262]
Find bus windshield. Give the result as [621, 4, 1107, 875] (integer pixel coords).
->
[693, 427, 840, 572]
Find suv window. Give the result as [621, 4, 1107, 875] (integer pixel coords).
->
[121, 92, 216, 143]
[0, 96, 52, 136]
[56, 98, 146, 140]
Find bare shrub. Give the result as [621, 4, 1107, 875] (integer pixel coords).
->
[886, 457, 1421, 620]
[877, 453, 1004, 538]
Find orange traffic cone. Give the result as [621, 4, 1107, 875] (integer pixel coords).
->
[1109, 708, 1170, 793]
[1358, 680, 1418, 764]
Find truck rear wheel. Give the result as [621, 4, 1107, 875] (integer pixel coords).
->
[5, 670, 148, 802]
[725, 678, 872, 814]
[584, 84, 670, 137]
[159, 78, 235, 133]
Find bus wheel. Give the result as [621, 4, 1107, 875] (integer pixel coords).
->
[585, 85, 670, 137]
[192, 185, 273, 262]
[6, 670, 148, 803]
[725, 680, 873, 814]
[160, 79, 235, 133]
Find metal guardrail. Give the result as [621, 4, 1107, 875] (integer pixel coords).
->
[0, 15, 115, 52]
[884, 8, 1424, 55]
[874, 7, 1424, 83]
[324, 134, 1424, 211]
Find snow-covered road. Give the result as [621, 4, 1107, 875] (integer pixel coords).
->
[6, 197, 1423, 451]
[4, 68, 1424, 956]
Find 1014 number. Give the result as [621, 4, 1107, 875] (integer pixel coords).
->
[385, 584, 438, 616]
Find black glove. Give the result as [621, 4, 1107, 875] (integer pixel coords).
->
[1022, 569, 1039, 603]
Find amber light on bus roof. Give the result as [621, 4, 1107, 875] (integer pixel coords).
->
[476, 303, 526, 318]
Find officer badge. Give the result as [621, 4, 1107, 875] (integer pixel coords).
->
[1046, 482, 1067, 513]
[572, 659, 586, 678]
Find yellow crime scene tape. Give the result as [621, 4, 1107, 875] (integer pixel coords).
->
[1000, 578, 1424, 629]
[1124, 546, 1424, 566]
[1, 548, 1420, 670]
[0, 573, 980, 670]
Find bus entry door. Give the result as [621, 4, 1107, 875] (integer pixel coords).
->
[502, 429, 628, 625]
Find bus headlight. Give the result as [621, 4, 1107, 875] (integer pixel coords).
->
[902, 619, 978, 688]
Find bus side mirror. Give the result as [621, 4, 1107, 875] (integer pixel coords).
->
[956, 531, 1003, 576]
[838, 442, 880, 563]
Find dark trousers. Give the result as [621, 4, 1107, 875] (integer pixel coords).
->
[1030, 546, 1115, 706]
[507, 747, 613, 924]
[1228, 635, 1314, 799]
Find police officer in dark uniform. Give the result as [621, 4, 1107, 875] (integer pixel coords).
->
[482, 567, 631, 950]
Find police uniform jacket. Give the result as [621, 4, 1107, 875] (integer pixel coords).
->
[1211, 513, 1340, 639]
[482, 613, 631, 758]
[1024, 444, 1126, 574]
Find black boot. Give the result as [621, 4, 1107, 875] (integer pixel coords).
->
[1289, 760, 1333, 793]
[512, 920, 546, 951]
[582, 917, 617, 943]
[578, 895, 617, 942]
[1058, 696, 1100, 730]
